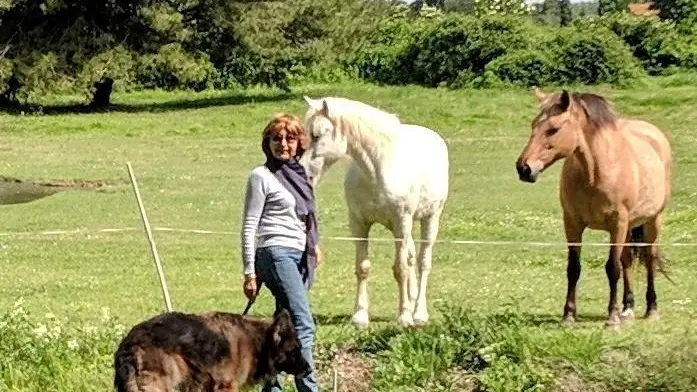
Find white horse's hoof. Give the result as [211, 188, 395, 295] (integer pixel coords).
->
[397, 312, 415, 328]
[352, 310, 370, 329]
[413, 310, 429, 326]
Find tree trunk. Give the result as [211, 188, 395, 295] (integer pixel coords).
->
[90, 77, 114, 108]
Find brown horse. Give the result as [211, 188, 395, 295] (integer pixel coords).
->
[515, 88, 672, 330]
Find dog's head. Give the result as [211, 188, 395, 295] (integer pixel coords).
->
[265, 309, 311, 378]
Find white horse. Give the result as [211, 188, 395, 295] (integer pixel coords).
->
[300, 96, 449, 328]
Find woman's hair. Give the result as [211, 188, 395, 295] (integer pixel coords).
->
[261, 113, 308, 160]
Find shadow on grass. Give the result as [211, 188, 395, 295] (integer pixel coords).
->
[0, 90, 301, 116]
[511, 311, 611, 328]
[313, 310, 611, 329]
[313, 313, 393, 326]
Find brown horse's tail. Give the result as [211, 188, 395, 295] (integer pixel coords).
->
[630, 226, 675, 284]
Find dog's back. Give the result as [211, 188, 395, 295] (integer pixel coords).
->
[114, 312, 237, 392]
[114, 309, 310, 392]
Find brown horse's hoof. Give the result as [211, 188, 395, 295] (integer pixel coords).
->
[620, 309, 635, 323]
[605, 315, 622, 331]
[561, 315, 575, 326]
[645, 310, 660, 322]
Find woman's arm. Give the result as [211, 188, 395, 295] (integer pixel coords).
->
[241, 171, 266, 276]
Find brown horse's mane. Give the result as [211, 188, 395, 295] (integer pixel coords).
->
[539, 91, 619, 132]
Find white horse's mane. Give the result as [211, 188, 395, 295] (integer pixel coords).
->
[322, 96, 401, 123]
[319, 96, 402, 151]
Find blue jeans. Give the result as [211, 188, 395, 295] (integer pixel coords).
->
[255, 246, 319, 392]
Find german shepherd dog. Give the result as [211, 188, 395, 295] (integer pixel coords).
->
[113, 309, 310, 392]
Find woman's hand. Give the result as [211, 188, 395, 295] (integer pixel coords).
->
[243, 274, 259, 300]
[315, 245, 323, 268]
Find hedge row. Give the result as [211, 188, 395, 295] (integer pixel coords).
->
[347, 13, 697, 88]
[3, 11, 697, 98]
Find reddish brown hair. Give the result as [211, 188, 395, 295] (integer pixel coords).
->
[261, 113, 308, 160]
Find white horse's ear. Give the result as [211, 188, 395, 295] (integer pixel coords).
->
[303, 95, 321, 110]
[321, 99, 329, 116]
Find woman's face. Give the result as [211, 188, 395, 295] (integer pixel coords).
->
[269, 129, 298, 161]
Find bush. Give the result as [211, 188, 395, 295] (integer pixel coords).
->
[407, 15, 538, 87]
[549, 26, 644, 85]
[574, 13, 697, 75]
[369, 303, 552, 391]
[0, 298, 125, 391]
[351, 14, 643, 88]
[347, 14, 433, 85]
[485, 49, 556, 87]
[349, 14, 549, 87]
[473, 0, 533, 17]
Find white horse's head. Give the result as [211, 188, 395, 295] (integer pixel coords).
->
[302, 96, 349, 161]
[298, 153, 341, 187]
[300, 96, 349, 186]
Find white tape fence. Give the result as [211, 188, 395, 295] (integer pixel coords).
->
[0, 225, 696, 248]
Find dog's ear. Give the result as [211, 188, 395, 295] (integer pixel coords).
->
[270, 309, 294, 345]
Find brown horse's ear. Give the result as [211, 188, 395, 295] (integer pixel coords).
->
[559, 90, 571, 111]
[532, 87, 547, 102]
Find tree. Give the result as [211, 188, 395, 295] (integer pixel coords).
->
[532, 0, 561, 25]
[598, 0, 617, 14]
[559, 0, 572, 25]
[0, 0, 260, 100]
[652, 0, 697, 26]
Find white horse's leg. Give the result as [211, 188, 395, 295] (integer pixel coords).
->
[350, 215, 372, 329]
[407, 238, 417, 313]
[393, 214, 415, 327]
[413, 209, 441, 326]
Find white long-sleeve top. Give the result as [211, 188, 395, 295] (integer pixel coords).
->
[240, 166, 307, 275]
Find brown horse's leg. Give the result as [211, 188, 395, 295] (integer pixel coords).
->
[606, 216, 629, 330]
[563, 216, 584, 324]
[644, 215, 662, 321]
[620, 242, 635, 322]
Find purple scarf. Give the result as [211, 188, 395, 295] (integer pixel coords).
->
[265, 157, 319, 289]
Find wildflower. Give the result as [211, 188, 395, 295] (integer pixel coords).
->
[83, 325, 98, 335]
[51, 325, 62, 338]
[101, 307, 111, 322]
[33, 323, 48, 338]
[67, 339, 79, 350]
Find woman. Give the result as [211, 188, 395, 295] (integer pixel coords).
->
[241, 113, 321, 392]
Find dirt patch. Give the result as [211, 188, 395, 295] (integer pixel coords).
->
[0, 175, 122, 189]
[317, 346, 373, 392]
[439, 367, 480, 391]
[0, 175, 123, 205]
[30, 178, 122, 189]
[554, 373, 605, 392]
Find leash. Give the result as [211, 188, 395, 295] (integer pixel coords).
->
[242, 281, 264, 315]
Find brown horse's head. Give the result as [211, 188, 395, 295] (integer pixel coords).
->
[515, 88, 616, 183]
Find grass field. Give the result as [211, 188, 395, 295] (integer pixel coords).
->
[1, 75, 697, 391]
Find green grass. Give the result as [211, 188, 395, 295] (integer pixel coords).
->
[1, 76, 697, 391]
